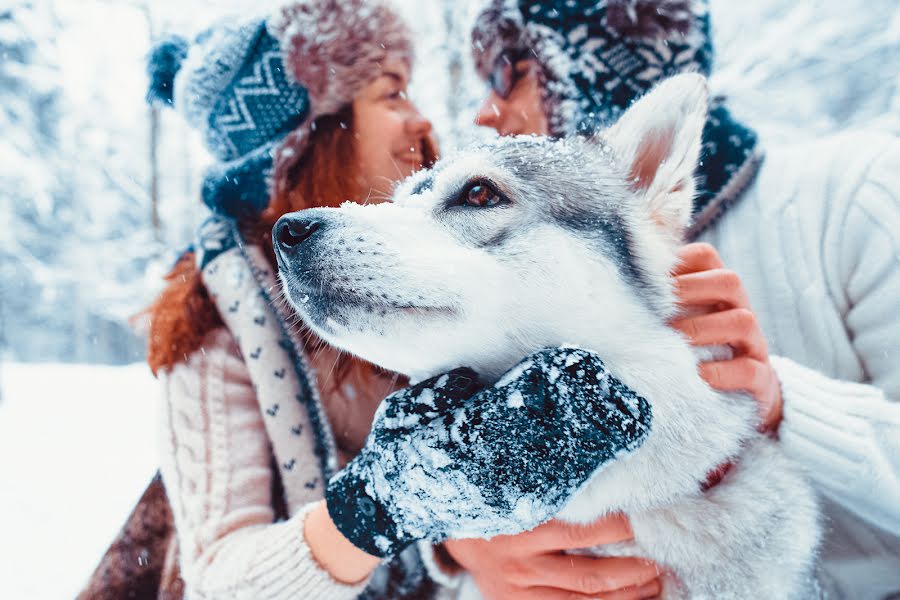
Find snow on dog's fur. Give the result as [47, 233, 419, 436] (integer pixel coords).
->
[275, 74, 820, 599]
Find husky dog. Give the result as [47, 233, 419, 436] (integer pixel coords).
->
[274, 74, 820, 599]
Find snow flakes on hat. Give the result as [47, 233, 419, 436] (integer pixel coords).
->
[268, 0, 414, 117]
[471, 0, 711, 136]
[170, 20, 267, 146]
[605, 0, 696, 39]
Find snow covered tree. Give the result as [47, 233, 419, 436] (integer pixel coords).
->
[1, 1, 157, 363]
[0, 1, 78, 362]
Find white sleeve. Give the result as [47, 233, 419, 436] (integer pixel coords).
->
[773, 138, 900, 536]
[159, 328, 369, 600]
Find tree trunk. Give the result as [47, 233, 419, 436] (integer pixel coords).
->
[443, 4, 464, 126]
[149, 104, 161, 241]
[144, 3, 162, 242]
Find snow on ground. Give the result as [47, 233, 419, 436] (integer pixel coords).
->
[0, 363, 159, 600]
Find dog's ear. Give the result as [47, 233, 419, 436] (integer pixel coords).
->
[601, 73, 708, 238]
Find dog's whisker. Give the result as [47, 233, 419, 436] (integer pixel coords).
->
[320, 345, 345, 387]
[386, 154, 404, 180]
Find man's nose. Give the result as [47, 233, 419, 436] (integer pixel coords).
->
[475, 92, 504, 130]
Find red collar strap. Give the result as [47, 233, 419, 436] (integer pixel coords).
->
[701, 461, 734, 492]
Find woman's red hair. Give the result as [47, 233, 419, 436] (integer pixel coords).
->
[146, 107, 437, 394]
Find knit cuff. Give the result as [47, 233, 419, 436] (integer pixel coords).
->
[245, 503, 371, 600]
[770, 355, 882, 495]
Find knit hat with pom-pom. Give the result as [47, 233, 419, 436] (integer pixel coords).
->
[146, 0, 413, 219]
[471, 0, 711, 137]
[471, 0, 764, 239]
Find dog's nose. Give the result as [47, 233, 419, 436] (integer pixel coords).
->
[275, 216, 322, 250]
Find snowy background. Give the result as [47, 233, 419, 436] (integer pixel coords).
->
[0, 0, 897, 598]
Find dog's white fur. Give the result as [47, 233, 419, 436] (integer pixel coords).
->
[278, 74, 820, 599]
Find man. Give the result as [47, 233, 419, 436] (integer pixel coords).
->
[442, 1, 900, 599]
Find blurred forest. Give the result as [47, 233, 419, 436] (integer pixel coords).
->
[1, 0, 897, 365]
[0, 0, 485, 364]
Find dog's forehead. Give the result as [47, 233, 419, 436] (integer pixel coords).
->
[393, 147, 510, 209]
[461, 137, 616, 191]
[396, 135, 609, 210]
[434, 151, 508, 192]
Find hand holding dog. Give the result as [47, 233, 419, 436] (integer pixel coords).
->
[670, 243, 783, 432]
[444, 515, 661, 600]
[325, 347, 652, 558]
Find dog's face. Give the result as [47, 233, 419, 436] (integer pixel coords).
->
[275, 74, 709, 380]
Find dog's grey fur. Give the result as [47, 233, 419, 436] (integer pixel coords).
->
[276, 74, 820, 599]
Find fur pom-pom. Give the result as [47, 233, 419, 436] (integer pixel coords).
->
[606, 0, 695, 39]
[146, 35, 189, 107]
[267, 0, 413, 116]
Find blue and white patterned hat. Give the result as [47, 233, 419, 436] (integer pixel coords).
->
[148, 19, 310, 218]
[147, 0, 413, 219]
[471, 0, 712, 136]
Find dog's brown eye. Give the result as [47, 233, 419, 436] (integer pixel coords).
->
[464, 183, 503, 208]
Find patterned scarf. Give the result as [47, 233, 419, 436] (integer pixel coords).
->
[196, 215, 438, 599]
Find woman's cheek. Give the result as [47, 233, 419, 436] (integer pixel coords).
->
[382, 107, 409, 144]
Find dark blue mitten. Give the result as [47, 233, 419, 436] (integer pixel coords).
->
[325, 347, 652, 557]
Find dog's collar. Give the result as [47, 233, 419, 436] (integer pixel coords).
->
[701, 460, 734, 492]
[686, 102, 764, 239]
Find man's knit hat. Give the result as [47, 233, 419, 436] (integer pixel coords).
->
[473, 0, 763, 238]
[471, 0, 711, 136]
[147, 0, 413, 219]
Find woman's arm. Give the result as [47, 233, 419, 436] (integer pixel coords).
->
[159, 327, 379, 599]
[305, 501, 382, 583]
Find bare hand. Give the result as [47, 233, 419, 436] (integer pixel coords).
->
[444, 514, 661, 600]
[670, 243, 783, 432]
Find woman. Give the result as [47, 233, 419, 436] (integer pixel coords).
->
[145, 1, 440, 596]
[447, 1, 900, 599]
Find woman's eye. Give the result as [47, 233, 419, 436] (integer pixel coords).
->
[464, 183, 504, 208]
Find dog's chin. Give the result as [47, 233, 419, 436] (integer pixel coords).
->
[284, 284, 458, 362]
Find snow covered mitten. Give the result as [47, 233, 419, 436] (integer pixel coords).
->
[325, 347, 652, 557]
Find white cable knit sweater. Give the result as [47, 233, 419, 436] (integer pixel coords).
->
[159, 130, 899, 599]
[160, 328, 369, 600]
[696, 130, 900, 598]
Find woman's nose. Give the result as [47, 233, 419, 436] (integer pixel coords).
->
[406, 111, 432, 137]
